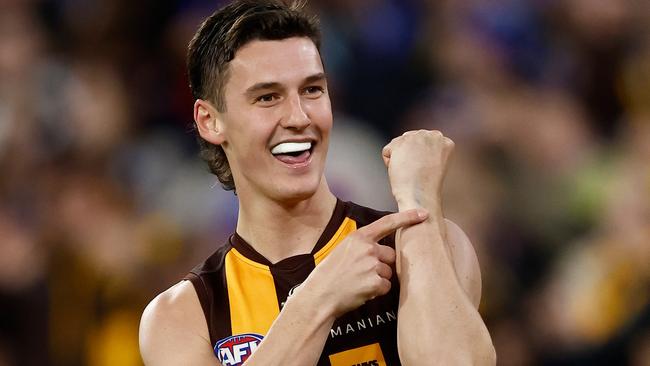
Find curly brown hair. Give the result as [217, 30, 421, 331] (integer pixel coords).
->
[187, 0, 321, 191]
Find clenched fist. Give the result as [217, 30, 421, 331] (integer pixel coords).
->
[382, 130, 454, 210]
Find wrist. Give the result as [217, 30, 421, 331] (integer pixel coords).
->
[394, 190, 442, 212]
[286, 282, 337, 325]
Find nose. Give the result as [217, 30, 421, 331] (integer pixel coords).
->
[280, 93, 310, 130]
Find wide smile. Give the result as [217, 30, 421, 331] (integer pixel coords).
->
[270, 141, 315, 168]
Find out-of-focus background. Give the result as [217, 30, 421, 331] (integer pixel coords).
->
[0, 0, 649, 364]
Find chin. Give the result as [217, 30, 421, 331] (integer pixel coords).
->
[270, 176, 322, 204]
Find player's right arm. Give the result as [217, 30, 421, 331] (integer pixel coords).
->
[139, 278, 341, 366]
[140, 209, 426, 366]
[139, 277, 339, 366]
[140, 281, 222, 365]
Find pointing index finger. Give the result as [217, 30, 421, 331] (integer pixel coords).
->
[358, 209, 429, 242]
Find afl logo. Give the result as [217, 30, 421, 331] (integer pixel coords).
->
[214, 333, 264, 366]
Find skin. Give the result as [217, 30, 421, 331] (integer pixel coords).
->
[384, 131, 495, 364]
[139, 37, 495, 365]
[194, 37, 337, 262]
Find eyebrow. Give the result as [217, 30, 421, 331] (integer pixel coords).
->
[303, 72, 326, 85]
[244, 73, 327, 97]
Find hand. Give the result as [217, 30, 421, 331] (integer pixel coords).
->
[382, 130, 454, 210]
[298, 209, 428, 318]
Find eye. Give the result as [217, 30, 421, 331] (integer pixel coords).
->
[303, 86, 324, 98]
[255, 93, 279, 105]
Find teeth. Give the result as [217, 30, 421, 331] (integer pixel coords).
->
[271, 142, 312, 155]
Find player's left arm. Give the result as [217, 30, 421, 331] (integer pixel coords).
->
[383, 130, 495, 365]
[445, 218, 482, 309]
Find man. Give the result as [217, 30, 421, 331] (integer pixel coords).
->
[139, 1, 495, 365]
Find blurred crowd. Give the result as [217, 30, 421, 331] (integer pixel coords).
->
[0, 0, 649, 365]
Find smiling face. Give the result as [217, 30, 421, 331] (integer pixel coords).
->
[199, 37, 333, 203]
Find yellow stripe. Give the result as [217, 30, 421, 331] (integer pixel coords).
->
[226, 249, 280, 335]
[313, 218, 357, 265]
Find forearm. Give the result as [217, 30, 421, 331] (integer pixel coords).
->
[243, 208, 430, 366]
[244, 288, 334, 366]
[395, 196, 495, 365]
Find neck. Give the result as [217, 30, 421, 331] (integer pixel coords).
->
[235, 178, 337, 264]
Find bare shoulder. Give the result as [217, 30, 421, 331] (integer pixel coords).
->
[444, 219, 482, 308]
[139, 281, 219, 365]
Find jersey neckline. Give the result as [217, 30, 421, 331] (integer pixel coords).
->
[229, 198, 347, 269]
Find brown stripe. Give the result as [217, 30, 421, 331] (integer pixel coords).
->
[269, 255, 316, 310]
[184, 243, 233, 345]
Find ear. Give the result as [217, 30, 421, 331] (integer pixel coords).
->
[194, 99, 226, 145]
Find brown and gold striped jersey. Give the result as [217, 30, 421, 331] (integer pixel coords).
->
[185, 199, 401, 366]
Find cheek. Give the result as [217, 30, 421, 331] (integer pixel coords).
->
[310, 100, 333, 132]
[226, 119, 271, 164]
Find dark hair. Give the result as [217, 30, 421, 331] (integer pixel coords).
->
[187, 0, 321, 191]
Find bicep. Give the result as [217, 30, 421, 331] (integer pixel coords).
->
[444, 219, 482, 308]
[139, 281, 221, 366]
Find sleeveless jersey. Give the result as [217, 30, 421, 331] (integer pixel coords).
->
[185, 199, 401, 366]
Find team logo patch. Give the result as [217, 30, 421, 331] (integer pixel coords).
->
[214, 333, 264, 366]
